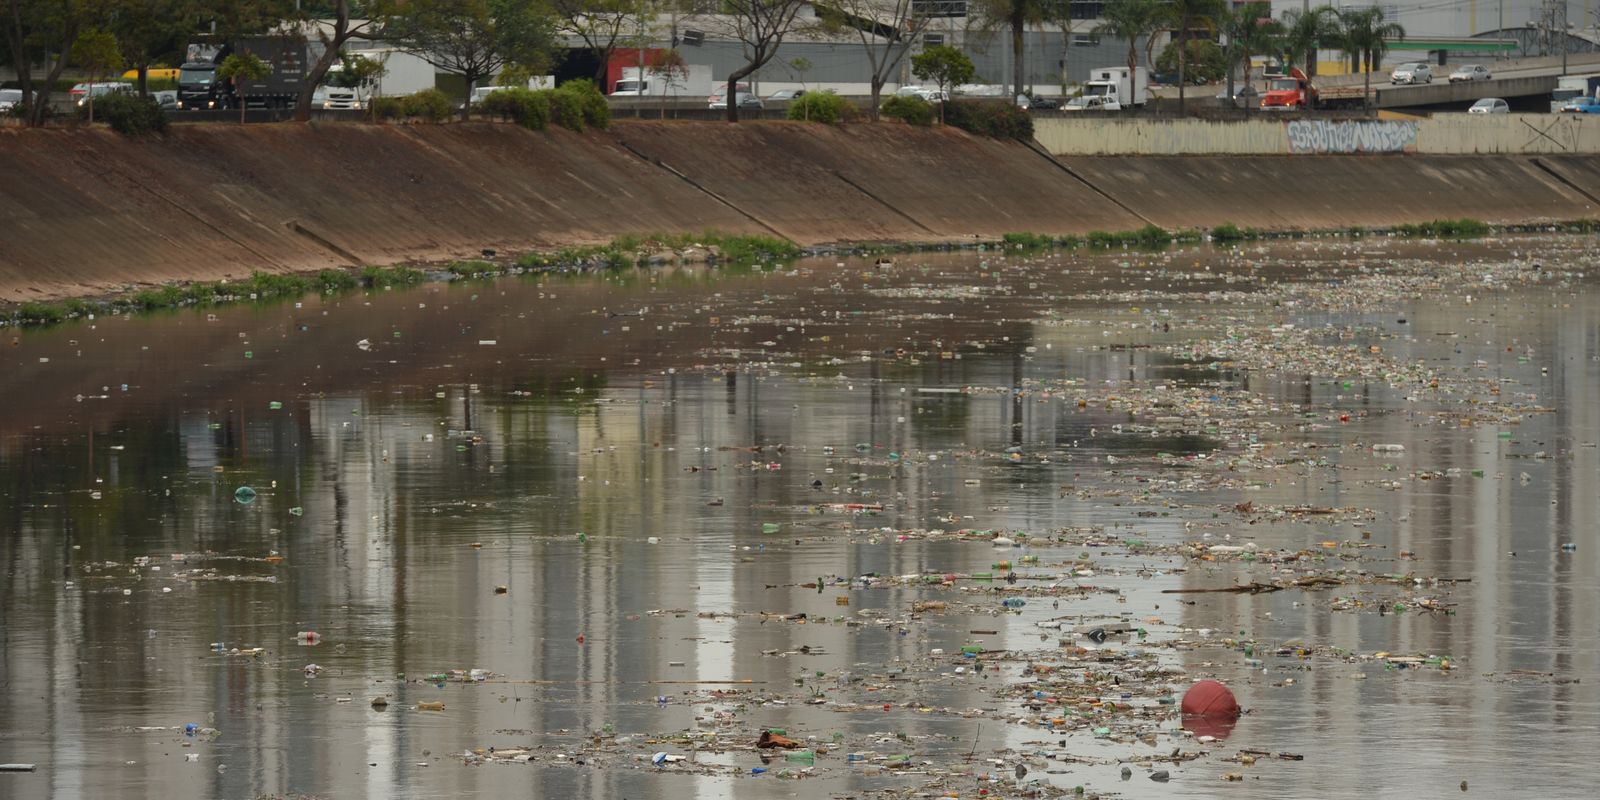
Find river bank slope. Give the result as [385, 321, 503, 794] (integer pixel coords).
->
[1, 120, 1595, 301]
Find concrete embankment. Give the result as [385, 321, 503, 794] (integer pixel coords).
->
[1, 121, 1596, 301]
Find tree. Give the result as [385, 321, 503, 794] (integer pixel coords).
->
[912, 44, 973, 123]
[388, 0, 558, 120]
[1216, 2, 1280, 105]
[71, 27, 122, 124]
[292, 1, 395, 123]
[3, 0, 93, 126]
[815, 0, 930, 120]
[109, 0, 196, 97]
[975, 0, 1050, 100]
[550, 0, 649, 87]
[710, 0, 809, 123]
[1167, 0, 1225, 115]
[216, 50, 268, 123]
[1279, 5, 1338, 77]
[1156, 38, 1225, 84]
[646, 46, 686, 118]
[1336, 6, 1403, 110]
[1092, 0, 1164, 78]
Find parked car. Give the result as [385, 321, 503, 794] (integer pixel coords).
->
[1449, 64, 1491, 83]
[0, 88, 21, 112]
[708, 91, 762, 110]
[1389, 63, 1432, 85]
[1063, 95, 1120, 111]
[1468, 97, 1509, 114]
[1015, 93, 1058, 110]
[1561, 96, 1600, 114]
[70, 81, 135, 107]
[766, 89, 805, 102]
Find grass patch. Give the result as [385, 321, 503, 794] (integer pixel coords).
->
[447, 260, 499, 278]
[517, 232, 801, 271]
[0, 265, 438, 329]
[1392, 218, 1491, 238]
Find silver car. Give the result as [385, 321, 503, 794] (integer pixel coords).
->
[0, 88, 21, 112]
[1449, 64, 1491, 83]
[1390, 63, 1433, 85]
[1468, 97, 1508, 114]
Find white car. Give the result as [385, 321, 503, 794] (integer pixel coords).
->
[894, 86, 947, 102]
[1390, 63, 1432, 85]
[1063, 95, 1120, 111]
[0, 88, 21, 112]
[1449, 64, 1491, 83]
[708, 92, 762, 110]
[1468, 97, 1509, 114]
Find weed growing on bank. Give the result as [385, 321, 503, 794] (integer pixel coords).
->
[516, 232, 801, 270]
[999, 217, 1509, 253]
[1, 266, 427, 329]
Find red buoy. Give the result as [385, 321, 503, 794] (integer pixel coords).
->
[1181, 679, 1240, 718]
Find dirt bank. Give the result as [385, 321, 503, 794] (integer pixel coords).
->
[1, 121, 1596, 301]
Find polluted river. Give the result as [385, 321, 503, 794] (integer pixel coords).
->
[2, 235, 1598, 800]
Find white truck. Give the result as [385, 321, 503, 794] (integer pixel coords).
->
[1080, 66, 1148, 109]
[1551, 73, 1600, 113]
[611, 64, 714, 99]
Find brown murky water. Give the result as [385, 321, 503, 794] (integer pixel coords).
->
[2, 237, 1597, 799]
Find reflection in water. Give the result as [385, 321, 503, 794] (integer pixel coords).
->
[2, 239, 1598, 799]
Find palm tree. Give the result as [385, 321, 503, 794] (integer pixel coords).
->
[976, 0, 1052, 101]
[1337, 6, 1405, 110]
[1217, 2, 1282, 106]
[1167, 0, 1226, 115]
[1092, 0, 1165, 77]
[1280, 5, 1339, 77]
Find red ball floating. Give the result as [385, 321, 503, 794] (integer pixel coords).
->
[1181, 679, 1240, 718]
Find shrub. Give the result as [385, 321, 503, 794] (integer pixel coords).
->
[880, 94, 934, 126]
[370, 95, 406, 120]
[943, 100, 1033, 141]
[787, 91, 853, 124]
[557, 79, 609, 130]
[478, 87, 549, 131]
[82, 92, 167, 136]
[541, 87, 584, 131]
[401, 88, 453, 121]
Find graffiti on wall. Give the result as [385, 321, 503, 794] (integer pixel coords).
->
[1284, 120, 1419, 154]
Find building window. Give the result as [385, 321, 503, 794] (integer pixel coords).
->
[924, 33, 945, 48]
[913, 0, 967, 18]
[1072, 34, 1097, 47]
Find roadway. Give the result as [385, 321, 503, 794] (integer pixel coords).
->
[1319, 51, 1600, 110]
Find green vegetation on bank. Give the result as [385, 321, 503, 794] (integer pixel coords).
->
[476, 81, 609, 132]
[2, 266, 426, 328]
[1000, 218, 1558, 252]
[517, 232, 801, 270]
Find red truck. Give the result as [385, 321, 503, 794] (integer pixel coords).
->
[1259, 67, 1368, 110]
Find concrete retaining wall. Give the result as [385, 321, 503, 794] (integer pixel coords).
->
[1036, 115, 1600, 156]
[2, 121, 1597, 302]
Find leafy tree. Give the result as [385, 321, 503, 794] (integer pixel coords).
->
[216, 50, 268, 122]
[549, 0, 650, 86]
[912, 44, 973, 123]
[1156, 38, 1226, 85]
[388, 0, 558, 120]
[3, 0, 94, 126]
[1336, 6, 1403, 109]
[292, 1, 395, 123]
[815, 0, 929, 120]
[1092, 0, 1165, 77]
[974, 0, 1051, 99]
[1216, 2, 1280, 103]
[646, 47, 686, 118]
[716, 0, 810, 122]
[1167, 0, 1225, 114]
[71, 27, 122, 124]
[109, 0, 197, 96]
[1279, 5, 1339, 76]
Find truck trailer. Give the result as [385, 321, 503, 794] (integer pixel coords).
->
[177, 35, 309, 110]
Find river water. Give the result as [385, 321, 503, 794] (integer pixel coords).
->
[2, 237, 1597, 799]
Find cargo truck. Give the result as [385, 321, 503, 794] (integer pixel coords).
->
[1080, 66, 1148, 108]
[176, 35, 308, 110]
[1258, 67, 1368, 110]
[609, 64, 714, 99]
